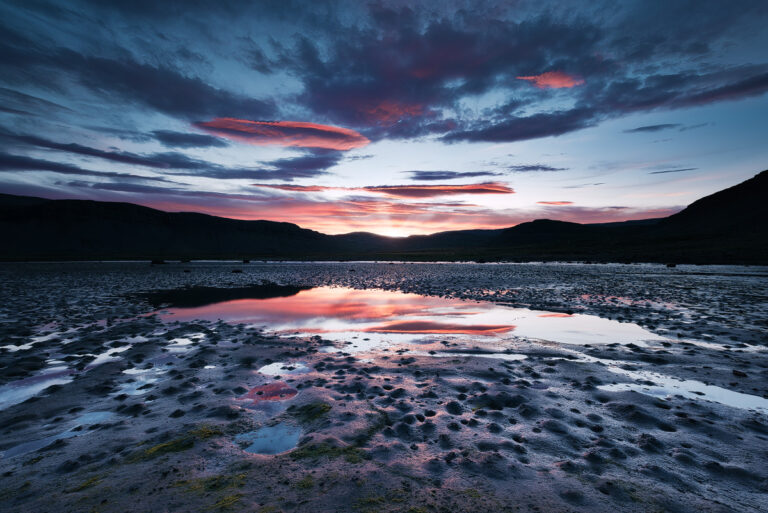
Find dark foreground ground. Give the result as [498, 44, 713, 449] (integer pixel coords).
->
[0, 262, 766, 512]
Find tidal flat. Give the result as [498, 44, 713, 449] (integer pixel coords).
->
[0, 262, 766, 512]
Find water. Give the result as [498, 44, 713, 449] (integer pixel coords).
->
[1, 411, 116, 459]
[234, 424, 302, 454]
[158, 286, 666, 352]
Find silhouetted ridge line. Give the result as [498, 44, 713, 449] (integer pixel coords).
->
[0, 170, 765, 264]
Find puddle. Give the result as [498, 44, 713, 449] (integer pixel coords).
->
[0, 345, 138, 411]
[1, 411, 116, 459]
[551, 350, 768, 413]
[118, 367, 167, 396]
[599, 381, 768, 412]
[156, 286, 667, 352]
[0, 367, 74, 411]
[420, 351, 527, 362]
[236, 382, 299, 408]
[257, 362, 310, 376]
[234, 424, 302, 455]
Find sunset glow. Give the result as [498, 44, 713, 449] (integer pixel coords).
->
[0, 1, 765, 237]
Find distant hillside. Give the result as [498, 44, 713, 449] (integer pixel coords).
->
[1, 170, 766, 264]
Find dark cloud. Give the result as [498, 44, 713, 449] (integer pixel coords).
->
[1, 131, 332, 181]
[2, 2, 767, 148]
[507, 164, 568, 172]
[0, 23, 275, 120]
[151, 130, 229, 148]
[442, 108, 597, 144]
[0, 87, 72, 115]
[57, 50, 276, 120]
[0, 152, 172, 181]
[678, 123, 709, 132]
[82, 126, 153, 143]
[407, 170, 501, 181]
[649, 167, 698, 174]
[624, 124, 681, 133]
[261, 150, 343, 180]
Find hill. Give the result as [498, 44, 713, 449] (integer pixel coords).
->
[1, 170, 766, 264]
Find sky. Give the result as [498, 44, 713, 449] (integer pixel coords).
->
[0, 0, 767, 237]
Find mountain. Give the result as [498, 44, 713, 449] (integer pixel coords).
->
[1, 170, 766, 264]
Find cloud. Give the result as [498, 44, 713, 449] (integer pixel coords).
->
[252, 182, 515, 198]
[507, 164, 568, 172]
[624, 123, 681, 133]
[151, 130, 229, 148]
[1, 131, 332, 181]
[0, 152, 172, 182]
[648, 167, 698, 174]
[194, 118, 370, 150]
[442, 108, 596, 144]
[678, 122, 709, 132]
[537, 201, 573, 205]
[364, 183, 514, 198]
[516, 71, 584, 89]
[406, 170, 501, 181]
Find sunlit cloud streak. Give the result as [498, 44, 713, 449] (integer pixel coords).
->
[537, 201, 573, 205]
[195, 118, 370, 150]
[516, 71, 584, 89]
[251, 182, 515, 198]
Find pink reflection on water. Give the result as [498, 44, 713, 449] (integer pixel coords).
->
[364, 320, 515, 335]
[236, 382, 298, 408]
[159, 287, 512, 336]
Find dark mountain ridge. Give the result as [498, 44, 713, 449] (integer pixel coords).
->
[1, 170, 766, 264]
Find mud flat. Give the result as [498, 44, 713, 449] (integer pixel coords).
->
[0, 262, 766, 512]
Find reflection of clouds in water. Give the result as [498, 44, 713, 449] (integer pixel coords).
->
[158, 286, 668, 350]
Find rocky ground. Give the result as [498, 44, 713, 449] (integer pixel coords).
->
[0, 262, 766, 513]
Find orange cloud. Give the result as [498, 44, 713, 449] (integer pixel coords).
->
[517, 71, 584, 89]
[251, 182, 514, 198]
[194, 118, 370, 150]
[537, 201, 573, 205]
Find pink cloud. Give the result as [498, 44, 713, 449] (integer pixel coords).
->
[517, 71, 585, 89]
[537, 201, 574, 205]
[194, 118, 370, 150]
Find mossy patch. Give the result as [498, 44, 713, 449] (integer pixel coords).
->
[205, 493, 243, 511]
[174, 473, 247, 494]
[296, 475, 314, 489]
[353, 489, 409, 513]
[129, 424, 223, 462]
[290, 442, 366, 463]
[288, 402, 331, 424]
[65, 475, 102, 493]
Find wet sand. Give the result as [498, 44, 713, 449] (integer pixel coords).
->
[0, 262, 766, 512]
